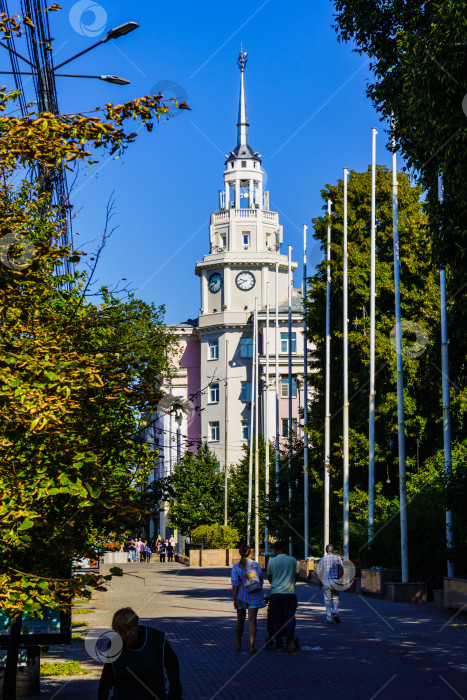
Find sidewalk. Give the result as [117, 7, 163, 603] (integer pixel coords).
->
[38, 561, 467, 699]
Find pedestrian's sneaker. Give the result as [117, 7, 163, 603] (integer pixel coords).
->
[333, 614, 340, 623]
[326, 619, 333, 624]
[286, 635, 295, 654]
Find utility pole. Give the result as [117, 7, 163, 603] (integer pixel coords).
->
[438, 174, 454, 578]
[265, 282, 270, 552]
[369, 128, 377, 545]
[392, 122, 409, 583]
[247, 310, 256, 546]
[324, 199, 332, 548]
[343, 169, 350, 561]
[303, 224, 309, 558]
[254, 299, 260, 561]
[288, 246, 293, 556]
[275, 262, 280, 524]
[224, 338, 228, 526]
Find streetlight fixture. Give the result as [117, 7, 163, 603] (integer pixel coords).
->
[0, 19, 139, 87]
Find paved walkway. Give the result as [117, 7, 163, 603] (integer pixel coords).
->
[38, 562, 466, 699]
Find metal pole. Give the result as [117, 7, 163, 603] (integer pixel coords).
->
[254, 299, 260, 562]
[224, 338, 228, 526]
[325, 199, 332, 548]
[288, 245, 293, 556]
[438, 174, 455, 578]
[392, 123, 409, 583]
[369, 128, 377, 546]
[265, 281, 270, 552]
[343, 169, 350, 561]
[247, 312, 256, 546]
[303, 225, 309, 559]
[275, 262, 280, 517]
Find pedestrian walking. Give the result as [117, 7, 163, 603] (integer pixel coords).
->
[231, 545, 265, 654]
[266, 541, 299, 653]
[144, 540, 152, 563]
[128, 540, 137, 563]
[98, 607, 183, 700]
[136, 538, 145, 563]
[158, 539, 166, 563]
[169, 534, 175, 548]
[318, 544, 344, 623]
[166, 540, 174, 562]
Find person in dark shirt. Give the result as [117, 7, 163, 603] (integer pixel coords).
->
[97, 607, 183, 700]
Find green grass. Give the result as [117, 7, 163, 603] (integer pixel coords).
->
[72, 633, 84, 641]
[40, 661, 90, 677]
[72, 608, 94, 614]
[71, 621, 86, 628]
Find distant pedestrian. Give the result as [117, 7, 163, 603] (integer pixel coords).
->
[169, 534, 175, 548]
[128, 540, 137, 563]
[136, 538, 145, 563]
[231, 545, 265, 653]
[166, 540, 174, 562]
[267, 541, 299, 653]
[158, 539, 166, 563]
[318, 544, 344, 623]
[144, 540, 152, 563]
[97, 607, 183, 700]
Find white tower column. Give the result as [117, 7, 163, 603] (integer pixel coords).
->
[225, 181, 230, 210]
[249, 179, 254, 208]
[200, 270, 208, 314]
[224, 267, 231, 309]
[235, 179, 241, 209]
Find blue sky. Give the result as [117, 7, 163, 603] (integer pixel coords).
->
[5, 0, 396, 323]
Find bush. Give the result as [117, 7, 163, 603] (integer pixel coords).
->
[191, 524, 239, 549]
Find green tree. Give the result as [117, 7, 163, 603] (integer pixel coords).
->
[332, 0, 467, 388]
[0, 9, 185, 693]
[166, 445, 224, 536]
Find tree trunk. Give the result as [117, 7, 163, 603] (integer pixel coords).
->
[3, 615, 22, 700]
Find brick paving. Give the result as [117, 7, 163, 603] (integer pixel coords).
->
[36, 561, 467, 699]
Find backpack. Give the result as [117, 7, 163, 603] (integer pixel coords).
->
[145, 546, 152, 556]
[242, 563, 262, 592]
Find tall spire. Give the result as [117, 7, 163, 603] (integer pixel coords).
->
[236, 45, 249, 147]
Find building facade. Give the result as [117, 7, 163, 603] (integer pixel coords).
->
[152, 49, 312, 539]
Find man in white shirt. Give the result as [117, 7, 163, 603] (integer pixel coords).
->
[318, 544, 344, 623]
[267, 541, 299, 653]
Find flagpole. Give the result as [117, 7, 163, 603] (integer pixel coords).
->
[343, 168, 350, 561]
[254, 298, 260, 562]
[368, 128, 377, 545]
[324, 199, 332, 548]
[303, 224, 309, 559]
[275, 262, 280, 520]
[247, 306, 256, 546]
[265, 281, 270, 552]
[224, 338, 228, 526]
[392, 120, 409, 583]
[438, 174, 454, 578]
[288, 245, 293, 556]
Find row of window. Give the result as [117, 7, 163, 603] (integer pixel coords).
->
[208, 418, 298, 442]
[208, 378, 297, 405]
[208, 333, 296, 361]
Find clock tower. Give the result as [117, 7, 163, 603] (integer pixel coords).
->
[194, 47, 300, 467]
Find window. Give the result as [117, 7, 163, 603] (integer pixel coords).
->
[281, 377, 297, 398]
[209, 421, 220, 441]
[282, 418, 298, 437]
[239, 337, 253, 358]
[209, 383, 219, 404]
[241, 381, 252, 402]
[242, 232, 249, 246]
[208, 339, 219, 360]
[280, 332, 296, 354]
[221, 235, 227, 248]
[241, 160, 247, 167]
[242, 421, 250, 440]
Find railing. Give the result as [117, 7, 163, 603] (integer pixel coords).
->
[212, 209, 278, 223]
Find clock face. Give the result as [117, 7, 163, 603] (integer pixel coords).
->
[208, 272, 222, 294]
[236, 271, 255, 291]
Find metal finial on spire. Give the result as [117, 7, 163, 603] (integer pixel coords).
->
[237, 44, 248, 72]
[236, 45, 249, 147]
